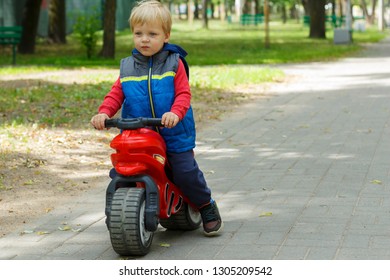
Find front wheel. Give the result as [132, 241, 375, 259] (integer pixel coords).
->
[108, 187, 154, 256]
[160, 202, 201, 230]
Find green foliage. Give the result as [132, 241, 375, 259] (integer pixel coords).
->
[72, 9, 102, 59]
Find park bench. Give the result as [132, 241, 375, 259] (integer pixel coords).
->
[303, 15, 345, 28]
[240, 14, 264, 25]
[0, 26, 23, 65]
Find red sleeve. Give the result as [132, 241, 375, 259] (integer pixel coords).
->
[171, 59, 191, 120]
[98, 77, 124, 117]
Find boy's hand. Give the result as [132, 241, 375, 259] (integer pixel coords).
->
[162, 112, 180, 128]
[91, 113, 109, 130]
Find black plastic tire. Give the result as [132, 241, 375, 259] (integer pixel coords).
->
[160, 202, 201, 230]
[108, 187, 154, 256]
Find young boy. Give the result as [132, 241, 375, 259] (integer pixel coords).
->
[91, 0, 223, 236]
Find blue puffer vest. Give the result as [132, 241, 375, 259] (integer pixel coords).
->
[119, 44, 196, 153]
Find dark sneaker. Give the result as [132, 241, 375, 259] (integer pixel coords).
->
[199, 200, 223, 236]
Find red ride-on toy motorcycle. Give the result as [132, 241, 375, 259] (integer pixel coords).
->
[104, 117, 201, 256]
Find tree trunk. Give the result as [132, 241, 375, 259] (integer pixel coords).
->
[360, 0, 369, 19]
[202, 0, 208, 29]
[330, 0, 336, 16]
[308, 0, 326, 39]
[243, 0, 251, 14]
[210, 3, 214, 19]
[281, 3, 287, 23]
[194, 0, 199, 19]
[361, 0, 377, 24]
[301, 0, 309, 16]
[264, 0, 270, 49]
[290, 3, 299, 22]
[188, 0, 194, 24]
[378, 0, 384, 30]
[338, 0, 343, 18]
[100, 0, 116, 58]
[19, 0, 43, 54]
[49, 0, 66, 44]
[254, 0, 260, 14]
[371, 0, 378, 24]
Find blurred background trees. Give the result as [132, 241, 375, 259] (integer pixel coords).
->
[0, 0, 388, 57]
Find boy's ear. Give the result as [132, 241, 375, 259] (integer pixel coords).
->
[164, 32, 170, 43]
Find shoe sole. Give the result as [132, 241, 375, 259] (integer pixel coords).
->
[203, 221, 224, 237]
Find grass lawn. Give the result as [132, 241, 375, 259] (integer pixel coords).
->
[0, 19, 388, 128]
[0, 20, 387, 68]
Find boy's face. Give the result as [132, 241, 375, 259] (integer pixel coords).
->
[132, 21, 170, 57]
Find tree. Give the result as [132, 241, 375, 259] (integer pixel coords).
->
[19, 0, 43, 54]
[271, 0, 297, 23]
[202, 0, 209, 28]
[308, 0, 326, 38]
[361, 0, 378, 24]
[49, 0, 66, 44]
[188, 0, 194, 24]
[194, 0, 200, 19]
[264, 0, 270, 48]
[301, 0, 309, 15]
[100, 0, 117, 58]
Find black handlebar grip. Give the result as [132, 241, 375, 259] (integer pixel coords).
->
[104, 118, 118, 128]
[104, 118, 163, 129]
[141, 118, 163, 127]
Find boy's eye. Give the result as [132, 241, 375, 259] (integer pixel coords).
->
[150, 33, 157, 37]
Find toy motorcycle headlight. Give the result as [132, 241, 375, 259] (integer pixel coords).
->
[153, 154, 165, 165]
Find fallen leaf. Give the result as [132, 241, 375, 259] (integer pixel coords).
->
[21, 230, 34, 235]
[36, 231, 50, 235]
[160, 243, 171, 247]
[370, 180, 382, 185]
[25, 158, 46, 168]
[23, 180, 34, 185]
[58, 225, 72, 231]
[259, 212, 273, 217]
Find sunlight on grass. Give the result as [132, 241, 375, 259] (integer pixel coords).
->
[190, 65, 284, 89]
[0, 64, 282, 128]
[0, 65, 63, 75]
[0, 20, 387, 67]
[0, 19, 387, 128]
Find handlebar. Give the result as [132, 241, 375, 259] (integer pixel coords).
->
[104, 118, 163, 130]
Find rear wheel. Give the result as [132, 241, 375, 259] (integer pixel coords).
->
[160, 202, 201, 230]
[108, 187, 153, 256]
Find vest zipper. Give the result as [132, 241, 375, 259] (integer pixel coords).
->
[148, 57, 159, 132]
[148, 57, 156, 118]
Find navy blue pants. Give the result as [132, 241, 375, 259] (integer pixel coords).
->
[109, 150, 211, 208]
[167, 150, 211, 208]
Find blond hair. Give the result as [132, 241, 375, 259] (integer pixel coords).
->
[129, 0, 172, 35]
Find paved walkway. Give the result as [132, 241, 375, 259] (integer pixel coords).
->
[1, 37, 390, 260]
